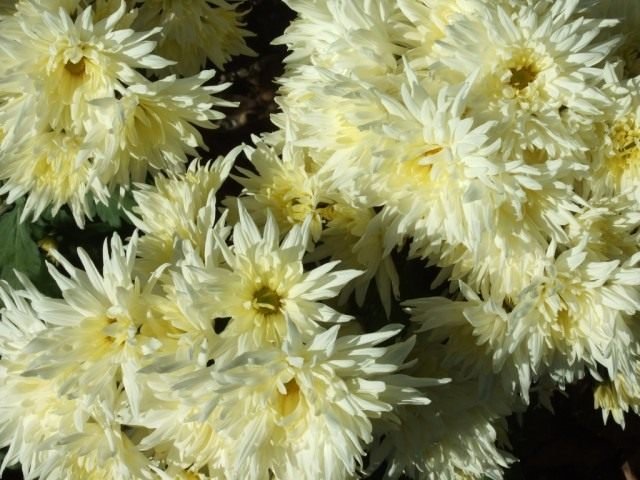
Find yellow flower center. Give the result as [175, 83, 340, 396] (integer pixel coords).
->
[502, 296, 514, 313]
[104, 315, 120, 343]
[509, 65, 537, 90]
[523, 147, 548, 165]
[65, 57, 86, 76]
[610, 116, 640, 173]
[102, 313, 137, 346]
[276, 378, 301, 417]
[317, 202, 336, 223]
[505, 49, 545, 95]
[556, 308, 573, 333]
[321, 202, 368, 237]
[392, 145, 447, 192]
[286, 195, 315, 224]
[261, 178, 316, 229]
[253, 286, 282, 316]
[33, 132, 85, 194]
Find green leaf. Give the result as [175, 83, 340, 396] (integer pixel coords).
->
[94, 189, 135, 228]
[0, 206, 43, 286]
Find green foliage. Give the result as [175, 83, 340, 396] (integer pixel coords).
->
[0, 203, 45, 287]
[0, 202, 64, 297]
[94, 189, 136, 229]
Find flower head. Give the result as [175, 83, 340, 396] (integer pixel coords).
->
[183, 202, 361, 353]
[0, 1, 235, 226]
[132, 0, 255, 75]
[129, 148, 239, 272]
[169, 323, 438, 479]
[13, 233, 164, 409]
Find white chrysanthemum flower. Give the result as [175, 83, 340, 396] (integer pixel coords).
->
[375, 405, 512, 480]
[0, 280, 74, 477]
[277, 0, 401, 85]
[592, 352, 640, 428]
[15, 233, 164, 409]
[372, 72, 500, 251]
[409, 239, 640, 400]
[369, 342, 515, 480]
[404, 294, 529, 400]
[273, 71, 393, 179]
[588, 75, 640, 201]
[132, 0, 255, 75]
[0, 279, 155, 480]
[0, 129, 108, 226]
[234, 136, 400, 314]
[125, 362, 227, 476]
[184, 202, 361, 353]
[430, 0, 617, 156]
[272, 0, 405, 184]
[272, 0, 408, 180]
[233, 138, 327, 242]
[0, 1, 171, 121]
[397, 0, 486, 72]
[87, 70, 235, 184]
[0, 369, 78, 478]
[38, 412, 157, 480]
[370, 70, 581, 298]
[170, 323, 438, 480]
[564, 194, 640, 261]
[306, 195, 400, 315]
[593, 372, 640, 427]
[0, 371, 153, 480]
[0, 1, 236, 226]
[430, 176, 583, 298]
[129, 148, 239, 272]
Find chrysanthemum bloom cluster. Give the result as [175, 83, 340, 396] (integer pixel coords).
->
[0, 0, 252, 225]
[3, 0, 640, 478]
[216, 0, 640, 476]
[0, 154, 442, 479]
[232, 136, 401, 314]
